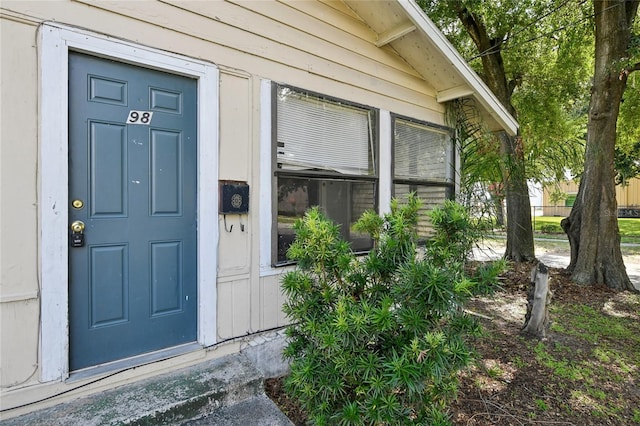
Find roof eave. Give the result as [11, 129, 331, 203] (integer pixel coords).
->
[397, 0, 519, 136]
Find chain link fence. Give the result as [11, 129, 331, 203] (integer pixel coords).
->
[532, 205, 640, 219]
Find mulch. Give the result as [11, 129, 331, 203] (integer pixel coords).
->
[265, 261, 640, 425]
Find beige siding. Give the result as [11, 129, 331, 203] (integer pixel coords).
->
[0, 16, 39, 299]
[2, 0, 445, 119]
[0, 0, 461, 409]
[76, 0, 444, 120]
[217, 277, 251, 340]
[543, 178, 640, 216]
[219, 70, 253, 182]
[259, 274, 289, 330]
[218, 70, 252, 277]
[617, 178, 640, 206]
[0, 300, 40, 388]
[0, 16, 40, 389]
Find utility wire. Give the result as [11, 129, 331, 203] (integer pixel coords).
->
[464, 0, 581, 60]
[464, 0, 609, 62]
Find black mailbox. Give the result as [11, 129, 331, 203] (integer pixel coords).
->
[219, 181, 249, 214]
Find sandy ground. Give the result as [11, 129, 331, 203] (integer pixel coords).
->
[473, 239, 640, 291]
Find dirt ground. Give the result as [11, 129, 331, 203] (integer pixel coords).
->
[265, 258, 640, 425]
[448, 262, 640, 425]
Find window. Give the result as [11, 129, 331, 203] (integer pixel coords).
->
[393, 116, 455, 239]
[273, 86, 377, 264]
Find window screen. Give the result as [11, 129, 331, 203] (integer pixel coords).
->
[393, 117, 455, 240]
[394, 118, 452, 182]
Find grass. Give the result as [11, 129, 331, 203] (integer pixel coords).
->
[485, 216, 640, 256]
[532, 216, 640, 244]
[448, 266, 640, 425]
[530, 298, 640, 421]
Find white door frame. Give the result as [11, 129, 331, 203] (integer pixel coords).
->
[38, 23, 219, 381]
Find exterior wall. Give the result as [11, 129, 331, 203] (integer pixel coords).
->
[1, 0, 451, 414]
[0, 14, 41, 390]
[542, 178, 640, 216]
[616, 178, 640, 207]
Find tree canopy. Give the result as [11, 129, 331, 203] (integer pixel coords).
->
[424, 0, 639, 187]
[422, 0, 592, 187]
[423, 1, 639, 290]
[615, 31, 640, 185]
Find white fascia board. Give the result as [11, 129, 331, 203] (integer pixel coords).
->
[397, 0, 519, 136]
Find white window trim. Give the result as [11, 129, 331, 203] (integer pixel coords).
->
[259, 80, 276, 275]
[38, 23, 219, 382]
[379, 110, 392, 215]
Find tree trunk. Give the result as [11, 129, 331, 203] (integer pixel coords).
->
[501, 133, 535, 261]
[455, 7, 536, 262]
[562, 0, 638, 292]
[521, 262, 551, 339]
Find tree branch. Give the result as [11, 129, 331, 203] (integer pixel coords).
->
[454, 5, 506, 55]
[455, 6, 487, 50]
[621, 62, 640, 80]
[453, 4, 511, 109]
[625, 0, 639, 28]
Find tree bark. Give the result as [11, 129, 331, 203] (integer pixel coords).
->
[521, 262, 551, 339]
[501, 133, 535, 261]
[455, 6, 535, 261]
[563, 0, 638, 292]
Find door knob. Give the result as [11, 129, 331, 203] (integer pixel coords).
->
[71, 220, 85, 233]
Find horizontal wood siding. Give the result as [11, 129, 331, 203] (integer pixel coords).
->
[0, 0, 459, 396]
[73, 0, 444, 121]
[227, 0, 423, 79]
[544, 178, 640, 210]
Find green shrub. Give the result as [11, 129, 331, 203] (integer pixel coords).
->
[539, 223, 563, 234]
[281, 195, 504, 425]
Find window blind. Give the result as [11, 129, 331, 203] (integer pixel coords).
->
[394, 119, 451, 181]
[277, 88, 372, 176]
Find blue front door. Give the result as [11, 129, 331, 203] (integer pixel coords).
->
[68, 53, 198, 370]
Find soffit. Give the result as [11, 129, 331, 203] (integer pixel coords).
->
[343, 0, 518, 135]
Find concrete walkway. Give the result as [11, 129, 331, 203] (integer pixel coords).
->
[473, 238, 640, 291]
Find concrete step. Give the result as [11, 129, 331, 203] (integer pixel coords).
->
[1, 353, 290, 425]
[181, 394, 292, 425]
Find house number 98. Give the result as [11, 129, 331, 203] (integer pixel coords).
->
[127, 110, 154, 125]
